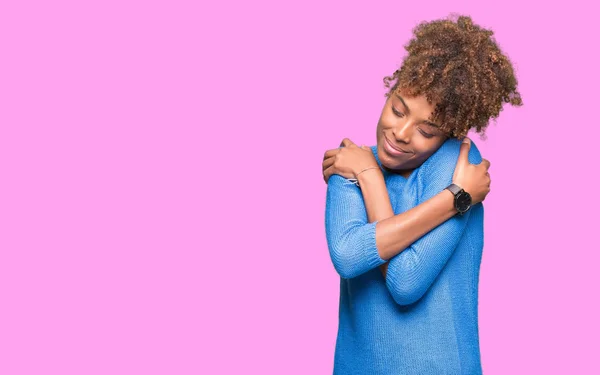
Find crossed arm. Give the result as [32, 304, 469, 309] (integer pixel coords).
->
[324, 139, 483, 305]
[356, 169, 459, 279]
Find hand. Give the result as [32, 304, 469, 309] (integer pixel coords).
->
[452, 137, 492, 205]
[322, 138, 380, 183]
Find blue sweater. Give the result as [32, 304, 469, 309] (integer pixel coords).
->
[324, 138, 485, 374]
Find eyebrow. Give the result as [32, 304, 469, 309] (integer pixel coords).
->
[395, 93, 440, 128]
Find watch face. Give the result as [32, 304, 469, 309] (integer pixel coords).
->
[456, 192, 472, 212]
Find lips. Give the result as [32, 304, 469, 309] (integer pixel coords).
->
[385, 136, 410, 153]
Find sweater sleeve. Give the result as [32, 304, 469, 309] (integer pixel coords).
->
[325, 173, 387, 279]
[385, 138, 483, 305]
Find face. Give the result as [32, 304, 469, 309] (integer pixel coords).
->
[376, 89, 450, 177]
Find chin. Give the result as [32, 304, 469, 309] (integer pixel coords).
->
[378, 145, 414, 170]
[379, 150, 403, 170]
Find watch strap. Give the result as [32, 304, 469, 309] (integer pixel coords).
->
[445, 183, 463, 195]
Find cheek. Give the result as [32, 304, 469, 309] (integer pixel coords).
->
[413, 145, 438, 161]
[379, 113, 393, 126]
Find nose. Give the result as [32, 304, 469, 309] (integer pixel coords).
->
[393, 121, 412, 144]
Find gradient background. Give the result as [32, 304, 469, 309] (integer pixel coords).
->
[1, 0, 598, 374]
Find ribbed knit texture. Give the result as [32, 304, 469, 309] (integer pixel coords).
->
[324, 138, 485, 375]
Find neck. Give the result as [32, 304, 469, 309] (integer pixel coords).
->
[381, 163, 414, 178]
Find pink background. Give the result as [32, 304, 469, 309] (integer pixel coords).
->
[1, 1, 598, 374]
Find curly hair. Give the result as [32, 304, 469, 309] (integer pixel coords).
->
[383, 14, 523, 139]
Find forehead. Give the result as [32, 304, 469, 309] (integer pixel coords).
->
[391, 89, 446, 128]
[392, 91, 436, 114]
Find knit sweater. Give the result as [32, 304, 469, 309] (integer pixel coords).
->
[324, 138, 485, 375]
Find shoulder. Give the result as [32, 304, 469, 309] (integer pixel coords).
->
[420, 137, 483, 173]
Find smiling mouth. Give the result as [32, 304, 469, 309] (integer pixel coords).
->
[385, 137, 410, 153]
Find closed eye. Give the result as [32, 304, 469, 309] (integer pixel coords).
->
[419, 129, 434, 138]
[393, 106, 434, 138]
[391, 107, 404, 117]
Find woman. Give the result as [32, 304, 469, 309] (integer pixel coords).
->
[321, 15, 522, 374]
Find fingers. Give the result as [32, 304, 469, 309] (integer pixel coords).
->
[322, 154, 336, 183]
[323, 148, 341, 159]
[325, 137, 366, 160]
[482, 158, 491, 188]
[340, 138, 356, 148]
[457, 137, 471, 165]
[325, 138, 361, 160]
[482, 158, 491, 170]
[322, 155, 335, 172]
[323, 164, 335, 183]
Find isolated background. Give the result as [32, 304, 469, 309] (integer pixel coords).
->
[1, 0, 598, 374]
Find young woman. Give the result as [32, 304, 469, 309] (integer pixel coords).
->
[321, 15, 522, 374]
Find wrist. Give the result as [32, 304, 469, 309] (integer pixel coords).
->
[443, 188, 460, 215]
[354, 165, 380, 179]
[355, 167, 383, 186]
[445, 183, 472, 215]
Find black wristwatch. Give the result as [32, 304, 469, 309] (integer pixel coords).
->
[444, 183, 472, 216]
